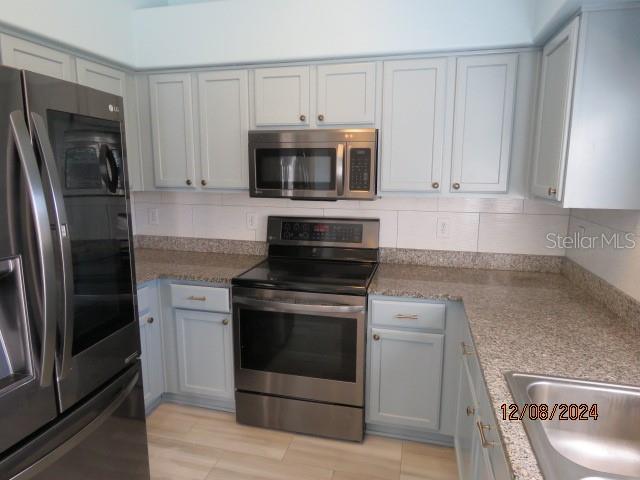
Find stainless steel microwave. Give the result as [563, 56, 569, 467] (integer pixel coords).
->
[248, 129, 377, 200]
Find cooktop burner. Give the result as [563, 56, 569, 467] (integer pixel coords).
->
[232, 258, 378, 295]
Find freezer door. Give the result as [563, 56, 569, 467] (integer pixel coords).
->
[0, 66, 58, 455]
[23, 71, 141, 412]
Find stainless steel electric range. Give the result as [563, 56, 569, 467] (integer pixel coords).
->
[231, 216, 380, 442]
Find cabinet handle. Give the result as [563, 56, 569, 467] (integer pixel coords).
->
[461, 342, 473, 356]
[431, 182, 440, 189]
[186, 179, 192, 186]
[452, 182, 461, 190]
[372, 334, 380, 341]
[548, 187, 557, 197]
[318, 114, 324, 121]
[201, 179, 207, 186]
[477, 421, 496, 448]
[299, 114, 306, 122]
[466, 406, 475, 416]
[147, 317, 154, 324]
[393, 313, 418, 320]
[187, 295, 207, 302]
[222, 318, 229, 326]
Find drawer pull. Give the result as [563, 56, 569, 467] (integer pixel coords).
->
[477, 421, 496, 448]
[188, 295, 207, 302]
[461, 342, 474, 356]
[393, 313, 419, 320]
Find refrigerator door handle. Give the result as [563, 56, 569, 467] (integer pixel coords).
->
[9, 111, 57, 388]
[30, 113, 74, 381]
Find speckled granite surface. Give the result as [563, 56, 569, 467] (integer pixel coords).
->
[370, 263, 640, 480]
[135, 235, 267, 256]
[134, 248, 263, 285]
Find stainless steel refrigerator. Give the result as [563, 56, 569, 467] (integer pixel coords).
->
[0, 65, 150, 480]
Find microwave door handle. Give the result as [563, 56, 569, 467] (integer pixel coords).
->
[336, 143, 345, 196]
[233, 296, 364, 315]
[31, 113, 74, 382]
[9, 111, 57, 388]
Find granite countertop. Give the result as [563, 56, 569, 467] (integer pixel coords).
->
[135, 248, 639, 479]
[370, 263, 640, 480]
[135, 248, 263, 285]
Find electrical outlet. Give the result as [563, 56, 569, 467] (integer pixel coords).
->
[148, 208, 159, 225]
[246, 212, 257, 231]
[437, 217, 450, 239]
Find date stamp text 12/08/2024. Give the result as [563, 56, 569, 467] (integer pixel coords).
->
[500, 403, 599, 421]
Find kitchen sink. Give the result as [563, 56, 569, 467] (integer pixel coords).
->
[505, 372, 640, 480]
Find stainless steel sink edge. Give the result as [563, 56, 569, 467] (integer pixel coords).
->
[504, 372, 638, 480]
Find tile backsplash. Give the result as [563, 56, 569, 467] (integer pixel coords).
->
[132, 192, 570, 256]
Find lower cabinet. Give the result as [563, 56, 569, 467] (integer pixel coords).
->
[454, 327, 511, 480]
[137, 282, 164, 412]
[368, 329, 444, 429]
[174, 309, 234, 401]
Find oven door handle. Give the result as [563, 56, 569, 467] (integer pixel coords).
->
[233, 296, 365, 314]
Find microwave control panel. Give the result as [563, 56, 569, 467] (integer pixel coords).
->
[349, 148, 371, 191]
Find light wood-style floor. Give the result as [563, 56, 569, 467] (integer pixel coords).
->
[147, 403, 459, 480]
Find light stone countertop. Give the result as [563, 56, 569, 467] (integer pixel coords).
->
[370, 263, 640, 480]
[134, 249, 640, 479]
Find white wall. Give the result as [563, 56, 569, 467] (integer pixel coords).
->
[132, 192, 570, 256]
[131, 0, 536, 69]
[567, 210, 640, 302]
[0, 0, 135, 66]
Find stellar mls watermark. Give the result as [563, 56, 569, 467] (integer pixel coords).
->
[546, 232, 637, 249]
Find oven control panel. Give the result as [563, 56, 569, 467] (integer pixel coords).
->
[349, 148, 371, 191]
[281, 221, 363, 243]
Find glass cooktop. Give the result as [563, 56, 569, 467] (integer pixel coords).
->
[232, 258, 378, 296]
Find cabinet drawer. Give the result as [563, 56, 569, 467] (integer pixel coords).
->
[371, 300, 445, 330]
[170, 284, 230, 312]
[137, 286, 152, 314]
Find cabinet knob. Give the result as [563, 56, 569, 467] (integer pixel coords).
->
[431, 182, 440, 190]
[186, 179, 192, 186]
[548, 187, 557, 197]
[201, 179, 207, 186]
[452, 182, 461, 190]
[466, 406, 475, 416]
[222, 318, 229, 326]
[147, 317, 154, 324]
[299, 114, 306, 122]
[461, 342, 473, 356]
[318, 114, 324, 122]
[373, 334, 380, 341]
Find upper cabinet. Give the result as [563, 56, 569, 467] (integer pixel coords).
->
[253, 66, 310, 126]
[531, 18, 579, 202]
[316, 62, 376, 126]
[198, 70, 249, 189]
[76, 58, 125, 96]
[531, 8, 640, 209]
[381, 58, 448, 192]
[450, 54, 518, 193]
[149, 73, 197, 188]
[0, 34, 74, 81]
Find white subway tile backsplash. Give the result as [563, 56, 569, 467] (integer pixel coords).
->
[523, 199, 570, 215]
[162, 191, 222, 205]
[360, 197, 438, 211]
[222, 192, 290, 207]
[438, 197, 523, 214]
[397, 211, 479, 251]
[324, 209, 398, 247]
[134, 202, 194, 237]
[250, 207, 322, 240]
[192, 205, 255, 240]
[570, 209, 640, 234]
[478, 213, 569, 256]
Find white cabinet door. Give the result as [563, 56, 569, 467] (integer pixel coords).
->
[0, 34, 73, 81]
[139, 312, 164, 410]
[455, 358, 477, 480]
[76, 58, 125, 96]
[198, 70, 249, 189]
[368, 328, 444, 430]
[175, 309, 234, 400]
[381, 58, 448, 192]
[254, 66, 310, 126]
[531, 18, 580, 201]
[450, 54, 518, 193]
[149, 73, 197, 188]
[316, 62, 376, 125]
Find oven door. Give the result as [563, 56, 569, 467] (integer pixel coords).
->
[250, 142, 345, 199]
[232, 287, 365, 406]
